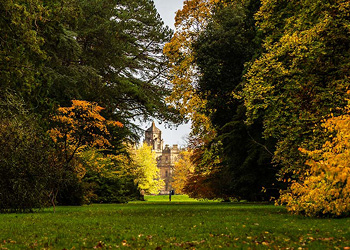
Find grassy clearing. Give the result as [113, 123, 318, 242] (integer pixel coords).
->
[0, 199, 349, 249]
[143, 194, 202, 202]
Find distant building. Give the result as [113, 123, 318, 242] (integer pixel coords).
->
[144, 121, 180, 194]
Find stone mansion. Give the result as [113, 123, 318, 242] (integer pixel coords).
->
[144, 122, 180, 194]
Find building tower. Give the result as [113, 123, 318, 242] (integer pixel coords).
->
[144, 121, 163, 157]
[144, 121, 180, 194]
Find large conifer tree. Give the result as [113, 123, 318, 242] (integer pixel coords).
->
[193, 0, 281, 201]
[0, 0, 180, 136]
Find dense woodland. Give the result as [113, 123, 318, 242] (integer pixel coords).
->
[0, 0, 173, 212]
[1, 0, 350, 217]
[167, 0, 350, 217]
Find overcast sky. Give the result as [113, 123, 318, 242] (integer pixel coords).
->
[139, 0, 191, 147]
[153, 0, 184, 30]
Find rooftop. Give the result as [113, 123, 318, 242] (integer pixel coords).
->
[146, 121, 161, 132]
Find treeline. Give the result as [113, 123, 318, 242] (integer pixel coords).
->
[0, 0, 176, 212]
[167, 0, 350, 217]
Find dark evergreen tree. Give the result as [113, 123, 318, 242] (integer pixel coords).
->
[0, 93, 63, 212]
[1, 0, 181, 137]
[0, 0, 180, 209]
[193, 0, 282, 201]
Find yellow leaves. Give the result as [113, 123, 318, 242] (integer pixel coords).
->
[50, 100, 123, 150]
[171, 150, 195, 194]
[164, 0, 219, 133]
[280, 102, 350, 217]
[131, 143, 164, 194]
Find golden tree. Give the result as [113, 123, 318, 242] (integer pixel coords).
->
[171, 150, 195, 194]
[50, 100, 123, 167]
[164, 0, 221, 136]
[279, 100, 350, 217]
[131, 143, 164, 194]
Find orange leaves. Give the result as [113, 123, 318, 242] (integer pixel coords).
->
[164, 0, 219, 146]
[164, 0, 217, 128]
[171, 150, 195, 194]
[50, 100, 122, 149]
[279, 102, 350, 217]
[174, 0, 213, 31]
[107, 120, 123, 128]
[49, 100, 124, 172]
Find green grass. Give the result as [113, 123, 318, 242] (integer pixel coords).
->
[142, 194, 202, 202]
[0, 198, 350, 249]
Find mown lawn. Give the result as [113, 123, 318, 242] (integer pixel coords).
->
[143, 194, 201, 202]
[0, 197, 349, 249]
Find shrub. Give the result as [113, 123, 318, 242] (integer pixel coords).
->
[279, 103, 350, 217]
[0, 94, 59, 212]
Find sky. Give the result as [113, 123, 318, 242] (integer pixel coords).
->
[153, 0, 184, 29]
[139, 0, 191, 147]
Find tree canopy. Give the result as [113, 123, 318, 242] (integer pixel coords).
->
[0, 0, 178, 211]
[243, 0, 350, 176]
[1, 0, 182, 135]
[131, 143, 164, 194]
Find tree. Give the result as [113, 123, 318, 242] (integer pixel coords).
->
[49, 100, 123, 207]
[78, 148, 140, 204]
[163, 0, 231, 201]
[131, 143, 164, 194]
[191, 0, 281, 201]
[0, 0, 81, 113]
[60, 0, 182, 130]
[0, 93, 61, 212]
[0, 0, 48, 94]
[163, 0, 218, 136]
[50, 100, 123, 168]
[1, 0, 182, 140]
[182, 139, 222, 200]
[243, 0, 350, 178]
[171, 150, 195, 194]
[279, 100, 350, 217]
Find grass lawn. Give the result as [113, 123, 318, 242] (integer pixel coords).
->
[1, 197, 350, 249]
[142, 194, 202, 202]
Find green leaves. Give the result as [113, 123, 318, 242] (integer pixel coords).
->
[75, 0, 176, 125]
[0, 0, 47, 93]
[1, 0, 181, 140]
[0, 93, 60, 212]
[243, 0, 350, 175]
[190, 0, 280, 201]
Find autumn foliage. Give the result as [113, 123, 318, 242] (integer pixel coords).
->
[50, 100, 123, 148]
[49, 100, 123, 166]
[171, 150, 195, 194]
[163, 0, 216, 135]
[279, 102, 350, 217]
[131, 143, 164, 194]
[48, 100, 125, 207]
